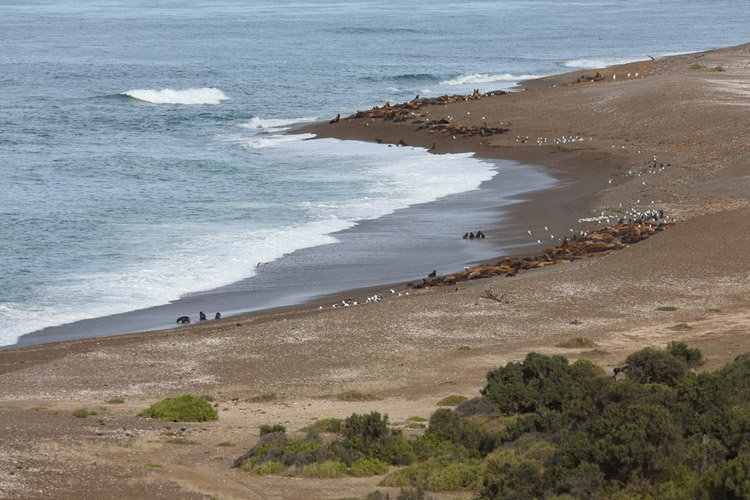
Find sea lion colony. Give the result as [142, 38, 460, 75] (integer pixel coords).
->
[414, 220, 674, 289]
[341, 89, 510, 138]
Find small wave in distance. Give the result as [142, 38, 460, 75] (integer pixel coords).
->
[441, 73, 543, 85]
[122, 87, 230, 105]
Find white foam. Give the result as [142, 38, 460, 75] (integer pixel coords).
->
[122, 87, 229, 105]
[440, 73, 543, 85]
[563, 56, 648, 69]
[239, 116, 317, 131]
[237, 133, 315, 149]
[0, 139, 500, 346]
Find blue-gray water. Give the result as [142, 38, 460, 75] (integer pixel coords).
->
[1, 0, 747, 347]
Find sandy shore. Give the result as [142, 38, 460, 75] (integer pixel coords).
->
[1, 43, 748, 499]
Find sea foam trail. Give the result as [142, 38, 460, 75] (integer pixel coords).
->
[441, 73, 543, 85]
[122, 88, 230, 105]
[0, 139, 497, 346]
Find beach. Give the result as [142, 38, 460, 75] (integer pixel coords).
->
[1, 44, 749, 498]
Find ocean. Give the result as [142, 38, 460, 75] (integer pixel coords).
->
[1, 0, 746, 347]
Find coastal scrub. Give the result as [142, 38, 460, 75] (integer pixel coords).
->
[138, 394, 217, 422]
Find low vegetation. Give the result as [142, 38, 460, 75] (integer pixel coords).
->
[555, 337, 598, 349]
[709, 66, 726, 72]
[138, 394, 217, 422]
[689, 63, 704, 69]
[236, 343, 750, 498]
[72, 408, 96, 418]
[336, 390, 380, 402]
[656, 306, 678, 311]
[436, 395, 468, 407]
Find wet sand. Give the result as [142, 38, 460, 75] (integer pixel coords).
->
[0, 43, 748, 499]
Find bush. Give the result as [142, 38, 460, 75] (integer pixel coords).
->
[623, 347, 688, 385]
[667, 342, 703, 368]
[343, 412, 390, 450]
[436, 395, 468, 407]
[302, 460, 347, 478]
[259, 424, 286, 435]
[482, 450, 547, 499]
[690, 63, 704, 69]
[350, 458, 389, 477]
[453, 397, 496, 417]
[381, 459, 483, 491]
[701, 453, 750, 498]
[481, 352, 606, 414]
[709, 66, 726, 72]
[138, 394, 217, 422]
[303, 418, 343, 433]
[243, 461, 285, 475]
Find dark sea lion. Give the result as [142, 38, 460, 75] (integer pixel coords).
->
[176, 316, 190, 324]
[428, 270, 437, 278]
[199, 311, 207, 321]
[215, 312, 221, 320]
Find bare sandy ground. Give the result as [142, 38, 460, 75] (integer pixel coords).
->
[1, 43, 748, 499]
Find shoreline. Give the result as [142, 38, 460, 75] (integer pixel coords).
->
[7, 149, 603, 350]
[1, 43, 748, 499]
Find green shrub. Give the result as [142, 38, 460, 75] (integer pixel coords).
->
[482, 450, 547, 499]
[668, 323, 693, 331]
[302, 418, 343, 433]
[350, 458, 389, 477]
[656, 306, 678, 311]
[106, 397, 125, 404]
[259, 424, 286, 435]
[407, 416, 428, 422]
[701, 453, 750, 498]
[72, 408, 96, 418]
[556, 337, 598, 349]
[709, 66, 726, 72]
[138, 394, 217, 422]
[343, 412, 390, 449]
[437, 395, 468, 407]
[302, 460, 347, 478]
[482, 352, 606, 414]
[243, 461, 285, 475]
[690, 63, 704, 70]
[623, 347, 688, 385]
[667, 342, 703, 368]
[381, 459, 483, 491]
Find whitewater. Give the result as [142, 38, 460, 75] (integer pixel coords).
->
[1, 0, 746, 347]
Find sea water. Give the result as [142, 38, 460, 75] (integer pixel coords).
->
[0, 0, 746, 346]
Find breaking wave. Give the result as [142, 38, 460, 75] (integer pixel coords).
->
[122, 88, 230, 105]
[440, 73, 543, 85]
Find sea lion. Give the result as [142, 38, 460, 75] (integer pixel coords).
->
[463, 233, 468, 239]
[215, 312, 221, 320]
[329, 113, 340, 124]
[176, 316, 190, 324]
[199, 311, 207, 321]
[428, 270, 437, 278]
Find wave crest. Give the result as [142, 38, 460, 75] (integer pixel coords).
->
[440, 73, 543, 85]
[239, 116, 317, 131]
[122, 88, 230, 105]
[563, 56, 645, 69]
